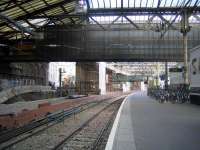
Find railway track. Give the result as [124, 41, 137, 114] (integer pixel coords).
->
[52, 98, 123, 150]
[0, 101, 100, 143]
[0, 95, 125, 150]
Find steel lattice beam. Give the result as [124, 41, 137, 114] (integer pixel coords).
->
[0, 12, 33, 35]
[0, 0, 74, 28]
[88, 7, 200, 15]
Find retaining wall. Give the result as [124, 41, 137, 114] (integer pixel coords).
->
[0, 86, 52, 104]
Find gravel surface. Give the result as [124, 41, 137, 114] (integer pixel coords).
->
[3, 96, 125, 150]
[0, 97, 66, 115]
[0, 92, 123, 115]
[59, 100, 122, 150]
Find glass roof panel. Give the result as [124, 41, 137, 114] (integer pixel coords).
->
[19, 21, 30, 28]
[153, 0, 159, 7]
[111, 0, 117, 8]
[144, 0, 150, 7]
[162, 0, 170, 7]
[140, 0, 146, 7]
[104, 0, 111, 8]
[9, 33, 23, 40]
[123, 0, 129, 8]
[47, 0, 63, 5]
[98, 0, 105, 8]
[92, 0, 99, 8]
[160, 0, 166, 7]
[28, 19, 48, 27]
[0, 1, 8, 5]
[170, 0, 178, 7]
[3, 7, 25, 19]
[116, 0, 121, 7]
[129, 0, 135, 7]
[190, 0, 198, 6]
[63, 1, 76, 9]
[90, 15, 200, 24]
[0, 0, 199, 40]
[0, 26, 13, 32]
[21, 0, 46, 11]
[61, 18, 71, 23]
[134, 0, 141, 7]
[89, 0, 200, 8]
[89, 14, 200, 24]
[45, 7, 63, 15]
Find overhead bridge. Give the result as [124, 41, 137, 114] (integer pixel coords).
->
[2, 24, 200, 62]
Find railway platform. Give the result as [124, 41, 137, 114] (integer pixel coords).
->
[106, 91, 200, 150]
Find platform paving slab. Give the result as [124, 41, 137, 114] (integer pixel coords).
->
[108, 91, 200, 150]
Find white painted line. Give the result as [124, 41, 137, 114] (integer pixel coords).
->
[105, 95, 130, 150]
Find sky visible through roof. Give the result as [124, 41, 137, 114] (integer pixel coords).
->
[0, 0, 199, 39]
[10, 0, 200, 32]
[89, 0, 199, 8]
[88, 0, 200, 24]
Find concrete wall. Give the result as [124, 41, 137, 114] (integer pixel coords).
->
[99, 62, 106, 95]
[76, 62, 99, 94]
[0, 85, 52, 104]
[0, 62, 49, 91]
[106, 69, 114, 92]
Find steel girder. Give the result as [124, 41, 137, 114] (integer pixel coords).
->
[1, 21, 200, 62]
[28, 24, 200, 62]
[0, 13, 33, 35]
[87, 7, 200, 16]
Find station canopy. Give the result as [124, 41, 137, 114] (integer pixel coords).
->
[107, 62, 177, 77]
[0, 0, 199, 40]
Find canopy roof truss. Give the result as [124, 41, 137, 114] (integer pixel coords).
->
[0, 0, 200, 40]
[107, 62, 177, 76]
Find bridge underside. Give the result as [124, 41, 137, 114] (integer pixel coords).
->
[1, 24, 200, 62]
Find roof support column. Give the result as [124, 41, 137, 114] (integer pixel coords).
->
[99, 62, 106, 95]
[181, 10, 190, 85]
[165, 61, 168, 89]
[183, 32, 189, 85]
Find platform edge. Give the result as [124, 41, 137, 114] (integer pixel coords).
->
[104, 95, 129, 150]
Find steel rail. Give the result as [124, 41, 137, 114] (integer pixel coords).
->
[0, 96, 119, 149]
[52, 98, 124, 150]
[91, 101, 120, 150]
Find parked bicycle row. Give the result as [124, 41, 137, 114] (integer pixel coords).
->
[147, 86, 190, 104]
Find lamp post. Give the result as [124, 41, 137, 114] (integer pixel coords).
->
[59, 68, 65, 97]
